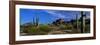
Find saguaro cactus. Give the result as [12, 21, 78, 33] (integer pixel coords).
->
[32, 15, 39, 27]
[32, 17, 35, 26]
[80, 11, 86, 33]
[36, 16, 39, 27]
[76, 14, 79, 32]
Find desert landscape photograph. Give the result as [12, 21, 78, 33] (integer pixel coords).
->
[20, 8, 90, 36]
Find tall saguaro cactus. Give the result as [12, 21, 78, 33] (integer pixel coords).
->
[36, 16, 39, 27]
[80, 11, 86, 33]
[76, 14, 79, 32]
[32, 15, 39, 27]
[32, 17, 35, 26]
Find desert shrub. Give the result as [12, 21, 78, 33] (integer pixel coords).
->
[20, 27, 24, 33]
[39, 25, 51, 32]
[59, 25, 67, 30]
[22, 28, 29, 33]
[85, 24, 90, 33]
[27, 27, 47, 35]
[60, 25, 72, 30]
[26, 27, 36, 35]
[28, 27, 37, 33]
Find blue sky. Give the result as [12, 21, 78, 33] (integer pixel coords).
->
[20, 8, 90, 25]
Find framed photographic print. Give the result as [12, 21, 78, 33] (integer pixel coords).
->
[9, 1, 96, 44]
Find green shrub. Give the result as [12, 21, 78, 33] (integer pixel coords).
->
[27, 25, 52, 35]
[39, 25, 51, 32]
[59, 25, 67, 30]
[28, 27, 37, 33]
[85, 24, 90, 33]
[59, 25, 73, 30]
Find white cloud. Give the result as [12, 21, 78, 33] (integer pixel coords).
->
[45, 10, 67, 19]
